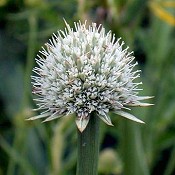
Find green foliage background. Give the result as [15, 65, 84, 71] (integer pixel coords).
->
[0, 0, 175, 175]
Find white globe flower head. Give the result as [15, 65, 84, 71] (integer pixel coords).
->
[28, 20, 153, 132]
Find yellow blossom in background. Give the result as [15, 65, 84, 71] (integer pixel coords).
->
[149, 1, 175, 26]
[0, 0, 7, 6]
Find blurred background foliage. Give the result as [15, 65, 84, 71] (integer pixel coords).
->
[0, 0, 175, 175]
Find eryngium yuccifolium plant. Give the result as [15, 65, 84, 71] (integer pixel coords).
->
[28, 21, 152, 132]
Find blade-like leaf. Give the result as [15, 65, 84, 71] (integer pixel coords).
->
[127, 102, 154, 107]
[137, 96, 154, 100]
[97, 113, 113, 126]
[26, 112, 51, 120]
[114, 110, 145, 124]
[42, 114, 62, 122]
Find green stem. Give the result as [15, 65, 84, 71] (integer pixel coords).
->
[76, 113, 100, 175]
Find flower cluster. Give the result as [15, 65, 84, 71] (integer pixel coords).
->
[28, 21, 152, 132]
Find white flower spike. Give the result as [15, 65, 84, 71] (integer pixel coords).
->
[28, 21, 152, 132]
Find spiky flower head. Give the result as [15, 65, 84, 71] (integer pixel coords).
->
[28, 21, 152, 132]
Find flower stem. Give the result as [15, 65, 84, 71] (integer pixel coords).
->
[76, 112, 100, 175]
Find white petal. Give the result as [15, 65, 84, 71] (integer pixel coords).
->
[137, 96, 154, 100]
[26, 112, 51, 120]
[114, 110, 145, 124]
[97, 113, 113, 126]
[128, 102, 154, 107]
[42, 114, 62, 122]
[76, 115, 90, 132]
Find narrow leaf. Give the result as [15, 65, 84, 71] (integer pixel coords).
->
[137, 96, 154, 100]
[42, 114, 62, 122]
[127, 102, 154, 107]
[114, 110, 145, 124]
[26, 112, 51, 120]
[97, 113, 113, 126]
